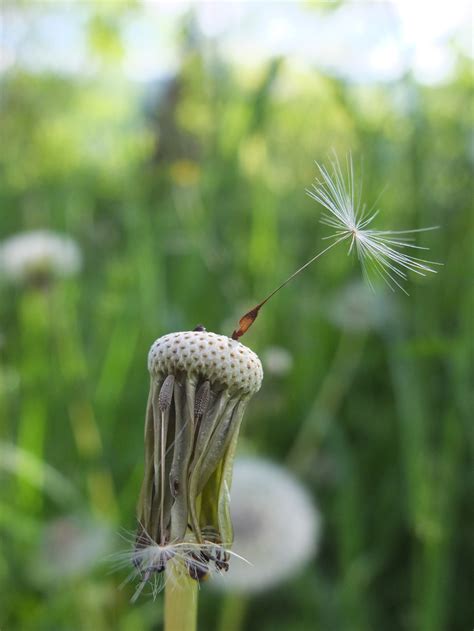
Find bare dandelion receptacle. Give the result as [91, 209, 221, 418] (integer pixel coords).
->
[132, 329, 263, 597]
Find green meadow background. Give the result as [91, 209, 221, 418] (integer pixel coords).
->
[0, 3, 473, 630]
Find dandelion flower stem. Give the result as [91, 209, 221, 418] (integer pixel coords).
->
[164, 565, 198, 631]
[218, 593, 248, 631]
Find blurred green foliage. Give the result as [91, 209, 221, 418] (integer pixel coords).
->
[0, 5, 473, 631]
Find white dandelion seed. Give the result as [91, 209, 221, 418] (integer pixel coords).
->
[231, 154, 440, 340]
[0, 230, 82, 284]
[307, 154, 440, 295]
[214, 457, 321, 593]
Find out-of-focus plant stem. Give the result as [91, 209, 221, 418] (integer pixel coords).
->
[218, 593, 248, 631]
[164, 568, 198, 631]
[17, 289, 50, 512]
[286, 331, 367, 473]
[51, 286, 118, 521]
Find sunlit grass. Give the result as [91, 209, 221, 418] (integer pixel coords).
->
[0, 11, 471, 631]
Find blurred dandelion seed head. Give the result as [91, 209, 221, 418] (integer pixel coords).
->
[261, 346, 294, 377]
[326, 280, 393, 332]
[307, 154, 439, 294]
[0, 230, 82, 285]
[34, 516, 112, 584]
[214, 457, 321, 593]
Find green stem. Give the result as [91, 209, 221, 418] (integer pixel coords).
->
[218, 593, 248, 631]
[286, 331, 366, 473]
[164, 566, 198, 631]
[17, 289, 50, 513]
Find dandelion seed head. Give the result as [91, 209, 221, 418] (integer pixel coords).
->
[131, 331, 263, 598]
[214, 457, 321, 593]
[0, 230, 82, 284]
[148, 331, 263, 395]
[307, 154, 439, 294]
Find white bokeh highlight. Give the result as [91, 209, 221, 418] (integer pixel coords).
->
[0, 230, 82, 283]
[215, 457, 321, 593]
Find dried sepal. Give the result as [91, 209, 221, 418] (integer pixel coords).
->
[194, 380, 211, 419]
[159, 374, 175, 411]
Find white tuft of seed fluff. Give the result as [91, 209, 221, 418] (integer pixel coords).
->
[214, 457, 320, 593]
[307, 154, 439, 294]
[148, 331, 263, 395]
[0, 230, 82, 283]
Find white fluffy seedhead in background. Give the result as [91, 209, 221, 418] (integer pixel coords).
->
[0, 230, 82, 283]
[215, 457, 320, 593]
[261, 346, 293, 377]
[33, 516, 112, 585]
[326, 280, 393, 333]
